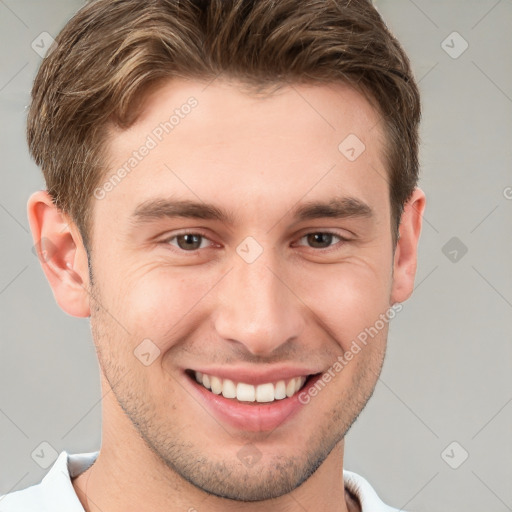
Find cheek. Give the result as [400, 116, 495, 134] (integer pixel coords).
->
[109, 265, 220, 347]
[296, 258, 393, 350]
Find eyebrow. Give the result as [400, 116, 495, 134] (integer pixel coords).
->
[130, 196, 373, 226]
[293, 197, 373, 222]
[131, 199, 236, 225]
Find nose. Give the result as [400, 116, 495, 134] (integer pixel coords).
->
[212, 250, 306, 356]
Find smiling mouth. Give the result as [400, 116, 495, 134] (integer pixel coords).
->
[186, 370, 316, 403]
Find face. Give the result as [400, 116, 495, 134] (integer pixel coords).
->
[82, 78, 405, 500]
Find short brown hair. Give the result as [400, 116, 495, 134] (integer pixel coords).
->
[27, 0, 420, 250]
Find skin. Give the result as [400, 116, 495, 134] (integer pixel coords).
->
[28, 78, 425, 512]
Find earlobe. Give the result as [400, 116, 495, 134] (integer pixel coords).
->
[27, 190, 91, 318]
[390, 187, 426, 304]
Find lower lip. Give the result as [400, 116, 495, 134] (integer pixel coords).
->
[186, 373, 321, 432]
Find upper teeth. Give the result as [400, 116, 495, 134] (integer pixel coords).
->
[194, 371, 307, 403]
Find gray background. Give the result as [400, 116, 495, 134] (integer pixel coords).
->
[0, 1, 511, 511]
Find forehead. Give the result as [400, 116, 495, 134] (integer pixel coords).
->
[125, 77, 386, 153]
[99, 78, 389, 227]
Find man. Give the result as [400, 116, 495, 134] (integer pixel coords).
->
[0, 0, 425, 510]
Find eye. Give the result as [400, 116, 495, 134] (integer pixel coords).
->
[165, 233, 213, 251]
[296, 232, 346, 250]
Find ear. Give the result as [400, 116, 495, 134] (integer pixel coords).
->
[27, 190, 91, 317]
[390, 187, 426, 304]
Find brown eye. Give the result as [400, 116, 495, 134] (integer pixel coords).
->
[177, 234, 202, 250]
[294, 231, 349, 251]
[166, 233, 210, 251]
[305, 233, 335, 249]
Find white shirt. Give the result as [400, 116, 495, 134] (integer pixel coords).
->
[0, 451, 402, 511]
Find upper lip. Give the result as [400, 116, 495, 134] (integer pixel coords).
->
[186, 366, 321, 385]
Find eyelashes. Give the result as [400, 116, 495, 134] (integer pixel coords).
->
[162, 230, 349, 253]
